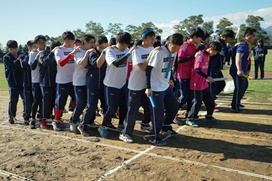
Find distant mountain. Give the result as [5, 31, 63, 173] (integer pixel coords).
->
[264, 26, 272, 35]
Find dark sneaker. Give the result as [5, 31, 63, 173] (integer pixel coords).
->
[173, 117, 184, 125]
[8, 116, 14, 124]
[52, 120, 61, 131]
[149, 137, 166, 146]
[239, 104, 245, 108]
[40, 120, 47, 129]
[117, 124, 124, 131]
[24, 119, 30, 125]
[186, 119, 198, 127]
[206, 117, 221, 123]
[77, 125, 90, 136]
[231, 107, 244, 113]
[29, 119, 36, 129]
[105, 124, 117, 130]
[161, 129, 178, 137]
[140, 123, 152, 131]
[98, 126, 109, 138]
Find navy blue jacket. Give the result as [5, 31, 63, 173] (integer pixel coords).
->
[208, 53, 221, 74]
[20, 53, 32, 87]
[86, 48, 107, 90]
[3, 52, 24, 87]
[253, 46, 267, 62]
[39, 50, 57, 87]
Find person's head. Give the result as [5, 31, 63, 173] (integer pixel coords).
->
[62, 31, 75, 48]
[109, 37, 116, 46]
[201, 32, 210, 46]
[34, 35, 46, 50]
[243, 27, 257, 43]
[221, 29, 235, 43]
[141, 28, 155, 47]
[166, 33, 183, 53]
[116, 32, 131, 51]
[6, 40, 18, 54]
[153, 40, 161, 48]
[189, 27, 205, 44]
[257, 39, 263, 47]
[96, 35, 108, 52]
[207, 41, 222, 56]
[82, 34, 95, 50]
[155, 35, 161, 41]
[26, 40, 36, 52]
[74, 39, 82, 47]
[50, 40, 61, 51]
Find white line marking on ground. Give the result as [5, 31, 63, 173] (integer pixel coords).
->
[216, 100, 272, 106]
[98, 146, 155, 181]
[1, 125, 271, 180]
[215, 112, 272, 120]
[0, 169, 33, 181]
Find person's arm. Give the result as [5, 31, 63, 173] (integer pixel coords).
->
[39, 51, 55, 66]
[235, 52, 244, 76]
[77, 48, 96, 68]
[29, 51, 39, 70]
[55, 47, 80, 67]
[145, 65, 153, 97]
[3, 54, 23, 72]
[96, 49, 107, 68]
[177, 56, 195, 63]
[137, 47, 161, 71]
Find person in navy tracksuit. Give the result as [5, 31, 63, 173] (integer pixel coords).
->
[20, 40, 35, 125]
[78, 35, 108, 136]
[3, 40, 24, 124]
[37, 40, 59, 129]
[253, 39, 268, 79]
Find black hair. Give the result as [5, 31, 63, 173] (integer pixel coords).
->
[155, 35, 161, 41]
[209, 41, 222, 52]
[50, 40, 61, 50]
[34, 35, 46, 43]
[202, 32, 210, 40]
[6, 40, 18, 48]
[116, 32, 131, 45]
[189, 27, 205, 39]
[26, 40, 35, 47]
[243, 27, 257, 37]
[153, 40, 161, 47]
[83, 34, 95, 44]
[141, 28, 155, 38]
[221, 29, 235, 39]
[62, 31, 75, 41]
[109, 37, 116, 45]
[168, 33, 184, 46]
[97, 35, 108, 45]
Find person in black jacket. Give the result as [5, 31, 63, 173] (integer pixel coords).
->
[253, 39, 268, 79]
[3, 40, 24, 124]
[36, 40, 60, 129]
[20, 40, 36, 125]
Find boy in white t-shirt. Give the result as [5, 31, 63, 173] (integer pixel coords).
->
[98, 32, 134, 138]
[145, 33, 183, 145]
[52, 31, 79, 131]
[69, 34, 95, 133]
[119, 28, 155, 143]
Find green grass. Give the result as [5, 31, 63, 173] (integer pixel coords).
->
[0, 63, 8, 90]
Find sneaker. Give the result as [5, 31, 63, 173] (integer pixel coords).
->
[186, 119, 198, 127]
[119, 133, 133, 143]
[231, 107, 244, 113]
[173, 117, 184, 125]
[89, 122, 99, 128]
[105, 124, 117, 130]
[161, 129, 178, 137]
[69, 123, 77, 133]
[29, 119, 36, 129]
[117, 124, 124, 131]
[239, 104, 245, 108]
[206, 117, 221, 123]
[140, 123, 152, 131]
[52, 120, 61, 131]
[149, 137, 166, 146]
[8, 116, 14, 124]
[24, 119, 30, 125]
[77, 125, 90, 136]
[40, 120, 47, 129]
[98, 126, 109, 138]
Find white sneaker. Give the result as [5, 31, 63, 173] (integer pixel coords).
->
[52, 121, 61, 131]
[77, 125, 90, 136]
[119, 133, 133, 143]
[70, 123, 77, 132]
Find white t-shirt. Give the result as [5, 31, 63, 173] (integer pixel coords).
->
[148, 45, 177, 92]
[55, 46, 75, 84]
[73, 48, 88, 86]
[128, 46, 154, 91]
[103, 47, 129, 89]
[29, 50, 39, 83]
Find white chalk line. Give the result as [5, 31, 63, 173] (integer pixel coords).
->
[215, 99, 272, 106]
[0, 169, 33, 181]
[98, 125, 187, 180]
[1, 125, 272, 180]
[213, 112, 272, 121]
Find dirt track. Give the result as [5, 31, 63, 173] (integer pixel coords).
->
[0, 90, 271, 181]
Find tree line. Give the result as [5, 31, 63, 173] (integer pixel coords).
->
[0, 14, 271, 59]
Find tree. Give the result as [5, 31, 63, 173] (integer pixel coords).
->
[216, 18, 233, 34]
[106, 23, 123, 38]
[73, 28, 86, 39]
[85, 21, 104, 38]
[202, 21, 214, 34]
[18, 44, 23, 53]
[125, 24, 140, 40]
[174, 14, 204, 37]
[0, 43, 5, 61]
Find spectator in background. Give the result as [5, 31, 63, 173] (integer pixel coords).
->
[253, 39, 268, 79]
